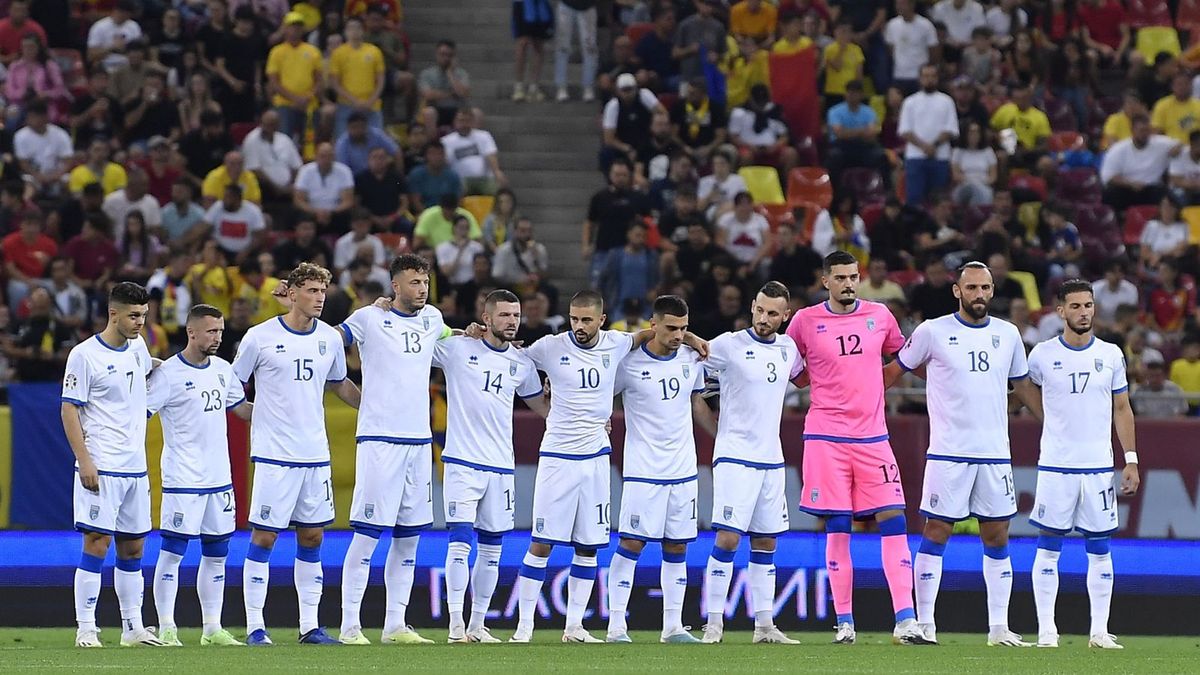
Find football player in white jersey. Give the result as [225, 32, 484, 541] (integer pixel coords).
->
[232, 263, 361, 646]
[434, 289, 550, 643]
[888, 261, 1043, 647]
[606, 295, 716, 644]
[701, 281, 805, 645]
[1026, 280, 1139, 650]
[511, 290, 705, 644]
[147, 304, 252, 646]
[61, 282, 165, 647]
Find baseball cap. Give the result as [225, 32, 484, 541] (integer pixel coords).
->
[284, 11, 307, 26]
[617, 73, 638, 90]
[148, 135, 170, 149]
[952, 74, 973, 88]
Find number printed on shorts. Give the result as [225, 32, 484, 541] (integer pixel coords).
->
[323, 479, 332, 502]
[878, 463, 900, 483]
[1001, 472, 1013, 496]
[504, 489, 513, 512]
[595, 502, 610, 525]
[1098, 486, 1115, 511]
[221, 490, 234, 513]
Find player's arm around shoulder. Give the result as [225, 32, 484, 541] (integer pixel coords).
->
[886, 320, 930, 386]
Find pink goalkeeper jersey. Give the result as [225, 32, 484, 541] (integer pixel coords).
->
[786, 299, 906, 440]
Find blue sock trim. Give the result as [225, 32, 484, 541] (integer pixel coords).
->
[353, 525, 383, 539]
[711, 546, 735, 563]
[247, 543, 273, 563]
[837, 613, 855, 625]
[477, 531, 503, 546]
[1037, 535, 1063, 552]
[827, 515, 853, 533]
[296, 545, 321, 563]
[749, 550, 774, 565]
[615, 544, 641, 561]
[570, 563, 599, 580]
[201, 539, 229, 558]
[79, 553, 104, 574]
[519, 563, 547, 581]
[877, 514, 907, 536]
[448, 524, 474, 544]
[917, 538, 946, 557]
[895, 608, 916, 623]
[1085, 537, 1111, 555]
[160, 535, 189, 556]
[115, 557, 141, 572]
[663, 550, 686, 564]
[983, 544, 1009, 560]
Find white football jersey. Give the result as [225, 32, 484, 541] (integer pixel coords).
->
[147, 353, 246, 489]
[616, 344, 706, 481]
[340, 304, 447, 443]
[231, 316, 347, 464]
[524, 330, 635, 458]
[705, 329, 804, 467]
[61, 334, 153, 474]
[434, 336, 542, 472]
[1028, 336, 1128, 470]
[897, 313, 1027, 460]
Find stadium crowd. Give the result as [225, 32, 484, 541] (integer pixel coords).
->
[0, 0, 1196, 417]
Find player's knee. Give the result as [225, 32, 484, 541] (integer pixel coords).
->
[1084, 537, 1111, 556]
[714, 530, 740, 551]
[448, 524, 475, 545]
[82, 532, 111, 556]
[201, 537, 230, 558]
[877, 513, 907, 536]
[528, 542, 552, 557]
[160, 535, 189, 557]
[922, 518, 952, 543]
[250, 528, 278, 549]
[662, 542, 687, 557]
[748, 536, 776, 553]
[1036, 534, 1063, 552]
[115, 536, 146, 560]
[826, 515, 853, 534]
[296, 529, 324, 549]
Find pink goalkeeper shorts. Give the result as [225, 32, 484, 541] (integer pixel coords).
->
[799, 437, 907, 517]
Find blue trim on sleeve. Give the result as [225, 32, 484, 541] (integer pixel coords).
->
[61, 396, 87, 407]
[227, 397, 247, 410]
[803, 433, 890, 444]
[622, 475, 697, 485]
[1112, 385, 1128, 394]
[1009, 373, 1029, 381]
[251, 457, 332, 468]
[161, 484, 234, 495]
[1038, 465, 1114, 474]
[895, 354, 914, 372]
[712, 458, 786, 470]
[517, 391, 544, 400]
[441, 455, 514, 475]
[339, 323, 353, 345]
[925, 454, 1011, 465]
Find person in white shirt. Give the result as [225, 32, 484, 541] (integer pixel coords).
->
[884, 0, 938, 93]
[1168, 129, 1200, 204]
[700, 282, 804, 646]
[436, 214, 487, 285]
[294, 142, 356, 232]
[1091, 260, 1140, 327]
[202, 184, 266, 262]
[887, 261, 1043, 647]
[86, 0, 144, 72]
[62, 282, 164, 648]
[697, 151, 749, 221]
[492, 216, 550, 289]
[728, 84, 799, 174]
[606, 295, 715, 644]
[1026, 280, 1139, 650]
[102, 168, 163, 243]
[242, 110, 304, 199]
[441, 109, 507, 196]
[715, 192, 771, 273]
[898, 64, 960, 205]
[931, 0, 987, 48]
[1139, 194, 1190, 270]
[147, 304, 252, 647]
[601, 73, 668, 170]
[13, 100, 73, 193]
[333, 208, 387, 273]
[433, 290, 550, 643]
[1101, 113, 1182, 211]
[231, 263, 360, 646]
[985, 0, 1027, 47]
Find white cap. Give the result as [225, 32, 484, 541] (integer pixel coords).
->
[616, 73, 637, 90]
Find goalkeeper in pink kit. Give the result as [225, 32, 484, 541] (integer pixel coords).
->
[785, 251, 929, 645]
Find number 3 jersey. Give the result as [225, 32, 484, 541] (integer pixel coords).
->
[434, 336, 543, 472]
[61, 334, 154, 474]
[232, 316, 348, 465]
[615, 344, 706, 482]
[896, 313, 1027, 461]
[147, 353, 246, 490]
[1027, 336, 1127, 471]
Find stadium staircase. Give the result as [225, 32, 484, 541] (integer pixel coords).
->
[405, 3, 602, 294]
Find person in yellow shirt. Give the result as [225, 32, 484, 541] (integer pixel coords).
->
[1151, 73, 1200, 143]
[186, 239, 236, 315]
[1169, 338, 1200, 408]
[236, 253, 284, 325]
[266, 12, 324, 144]
[989, 81, 1051, 167]
[329, 17, 386, 140]
[1102, 90, 1146, 150]
[68, 138, 128, 195]
[771, 12, 813, 55]
[201, 150, 262, 206]
[822, 20, 865, 108]
[730, 0, 778, 46]
[722, 35, 770, 109]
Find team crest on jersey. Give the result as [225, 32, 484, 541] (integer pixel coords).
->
[602, 354, 610, 368]
[810, 489, 819, 503]
[172, 511, 184, 528]
[89, 505, 99, 521]
[1095, 359, 1104, 372]
[135, 353, 141, 366]
[260, 505, 272, 520]
[364, 503, 374, 520]
[319, 340, 327, 355]
[722, 506, 733, 520]
[866, 318, 876, 332]
[782, 350, 789, 362]
[682, 365, 690, 379]
[1038, 504, 1045, 518]
[630, 514, 640, 529]
[218, 374, 225, 387]
[64, 373, 77, 390]
[930, 494, 939, 508]
[535, 518, 545, 533]
[510, 362, 518, 376]
[992, 335, 1001, 348]
[448, 502, 457, 517]
[423, 317, 430, 330]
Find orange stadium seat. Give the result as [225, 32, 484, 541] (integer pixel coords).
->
[786, 167, 832, 209]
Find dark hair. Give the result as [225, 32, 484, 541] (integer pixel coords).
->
[438, 193, 459, 209]
[224, 183, 243, 197]
[845, 79, 864, 92]
[188, 303, 223, 322]
[733, 191, 754, 205]
[120, 210, 150, 259]
[390, 253, 430, 277]
[110, 281, 149, 306]
[437, 39, 457, 50]
[1130, 113, 1150, 126]
[1056, 278, 1094, 303]
[570, 289, 605, 312]
[1105, 258, 1127, 274]
[652, 3, 675, 20]
[238, 256, 262, 277]
[423, 142, 446, 156]
[652, 294, 689, 318]
[351, 206, 372, 222]
[485, 288, 520, 309]
[24, 98, 48, 116]
[200, 109, 223, 127]
[758, 280, 790, 301]
[608, 156, 634, 173]
[823, 250, 858, 273]
[348, 110, 368, 125]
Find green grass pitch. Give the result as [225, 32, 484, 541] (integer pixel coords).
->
[3, 629, 1199, 673]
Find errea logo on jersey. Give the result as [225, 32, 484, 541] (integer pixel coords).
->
[745, 350, 755, 360]
[559, 356, 570, 365]
[640, 370, 651, 380]
[816, 324, 826, 333]
[106, 364, 116, 373]
[184, 381, 195, 391]
[383, 319, 393, 328]
[1052, 361, 1063, 370]
[275, 344, 286, 353]
[947, 336, 958, 346]
[469, 355, 479, 365]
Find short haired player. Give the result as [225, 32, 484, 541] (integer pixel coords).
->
[887, 261, 1043, 646]
[232, 262, 361, 646]
[702, 281, 805, 645]
[62, 282, 165, 647]
[148, 304, 253, 646]
[433, 289, 550, 643]
[606, 295, 717, 644]
[1026, 280, 1139, 649]
[786, 251, 928, 645]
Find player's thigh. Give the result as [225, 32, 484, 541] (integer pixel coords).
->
[114, 475, 152, 537]
[291, 465, 335, 528]
[850, 441, 907, 517]
[474, 471, 516, 536]
[748, 467, 790, 537]
[920, 459, 974, 522]
[967, 463, 1017, 521]
[1075, 471, 1120, 537]
[618, 481, 668, 542]
[443, 462, 487, 526]
[531, 456, 583, 546]
[199, 488, 237, 538]
[1030, 470, 1081, 534]
[349, 440, 406, 529]
[249, 463, 306, 531]
[711, 462, 766, 534]
[395, 443, 434, 528]
[663, 479, 699, 544]
[160, 492, 203, 538]
[74, 473, 119, 535]
[800, 439, 854, 516]
[570, 455, 611, 548]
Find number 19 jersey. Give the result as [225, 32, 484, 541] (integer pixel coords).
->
[615, 344, 706, 481]
[1028, 336, 1127, 470]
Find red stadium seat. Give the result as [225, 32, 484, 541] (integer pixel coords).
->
[1123, 204, 1160, 245]
[860, 201, 885, 234]
[1180, 0, 1200, 33]
[1044, 98, 1078, 132]
[1009, 174, 1048, 201]
[793, 136, 821, 167]
[231, 122, 256, 145]
[1048, 131, 1085, 153]
[887, 269, 925, 288]
[760, 203, 795, 231]
[1127, 0, 1173, 28]
[625, 22, 654, 45]
[1055, 167, 1102, 203]
[657, 92, 678, 111]
[787, 167, 833, 209]
[1072, 202, 1117, 236]
[839, 167, 887, 204]
[961, 204, 994, 236]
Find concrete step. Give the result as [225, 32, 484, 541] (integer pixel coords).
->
[502, 152, 600, 171]
[511, 185, 598, 207]
[484, 115, 598, 136]
[404, 6, 512, 26]
[500, 133, 600, 154]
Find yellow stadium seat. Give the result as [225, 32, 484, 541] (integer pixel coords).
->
[460, 195, 495, 226]
[869, 94, 886, 123]
[1182, 205, 1200, 242]
[738, 166, 786, 205]
[1018, 201, 1042, 241]
[1137, 26, 1182, 64]
[1008, 270, 1042, 311]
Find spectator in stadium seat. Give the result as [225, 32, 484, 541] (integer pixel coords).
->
[70, 68, 124, 152]
[637, 112, 684, 185]
[648, 153, 696, 217]
[48, 256, 87, 329]
[0, 0, 46, 66]
[441, 109, 507, 196]
[273, 219, 334, 271]
[294, 142, 357, 234]
[601, 220, 659, 312]
[356, 147, 409, 234]
[362, 4, 417, 122]
[13, 99, 72, 196]
[729, 83, 799, 176]
[136, 135, 182, 206]
[826, 79, 885, 189]
[583, 157, 650, 286]
[898, 64, 958, 205]
[114, 210, 165, 285]
[103, 168, 163, 242]
[930, 0, 986, 51]
[492, 216, 551, 296]
[202, 151, 261, 207]
[1151, 73, 1200, 144]
[266, 12, 324, 144]
[768, 220, 823, 293]
[177, 71, 225, 135]
[1137, 53, 1177, 115]
[1049, 38, 1097, 132]
[236, 251, 284, 326]
[989, 79, 1050, 170]
[821, 20, 865, 110]
[1101, 114, 1181, 211]
[772, 11, 813, 55]
[419, 39, 473, 131]
[86, 0, 143, 72]
[5, 34, 70, 126]
[516, 290, 556, 343]
[636, 4, 680, 92]
[329, 17, 386, 140]
[1138, 194, 1190, 272]
[950, 120, 997, 206]
[123, 72, 181, 147]
[857, 257, 906, 303]
[1119, 326, 1162, 383]
[730, 0, 779, 46]
[1077, 0, 1130, 67]
[200, 184, 265, 263]
[8, 286, 73, 381]
[698, 150, 749, 221]
[669, 77, 727, 168]
[675, 0, 726, 82]
[719, 35, 770, 108]
[1170, 338, 1200, 410]
[334, 208, 387, 273]
[951, 74, 990, 137]
[242, 110, 303, 202]
[414, 194, 482, 250]
[215, 7, 268, 125]
[481, 188, 520, 251]
[716, 191, 772, 277]
[670, 221, 725, 289]
[1133, 359, 1190, 418]
[179, 110, 234, 185]
[1091, 259, 1139, 328]
[908, 257, 958, 321]
[884, 0, 938, 95]
[68, 138, 128, 197]
[1146, 258, 1194, 334]
[959, 27, 1001, 91]
[693, 282, 746, 338]
[600, 72, 668, 171]
[436, 215, 488, 286]
[51, 182, 104, 243]
[63, 214, 120, 300]
[811, 192, 870, 263]
[107, 40, 158, 108]
[984, 252, 1025, 317]
[656, 182, 705, 251]
[1102, 90, 1146, 151]
[160, 179, 205, 244]
[406, 143, 462, 213]
[1168, 129, 1200, 205]
[596, 35, 639, 102]
[149, 7, 187, 77]
[2, 211, 56, 306]
[336, 111, 401, 177]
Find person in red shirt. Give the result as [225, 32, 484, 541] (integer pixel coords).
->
[63, 213, 120, 297]
[0, 0, 48, 66]
[1147, 258, 1196, 333]
[1077, 0, 1130, 65]
[135, 136, 182, 206]
[2, 210, 57, 305]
